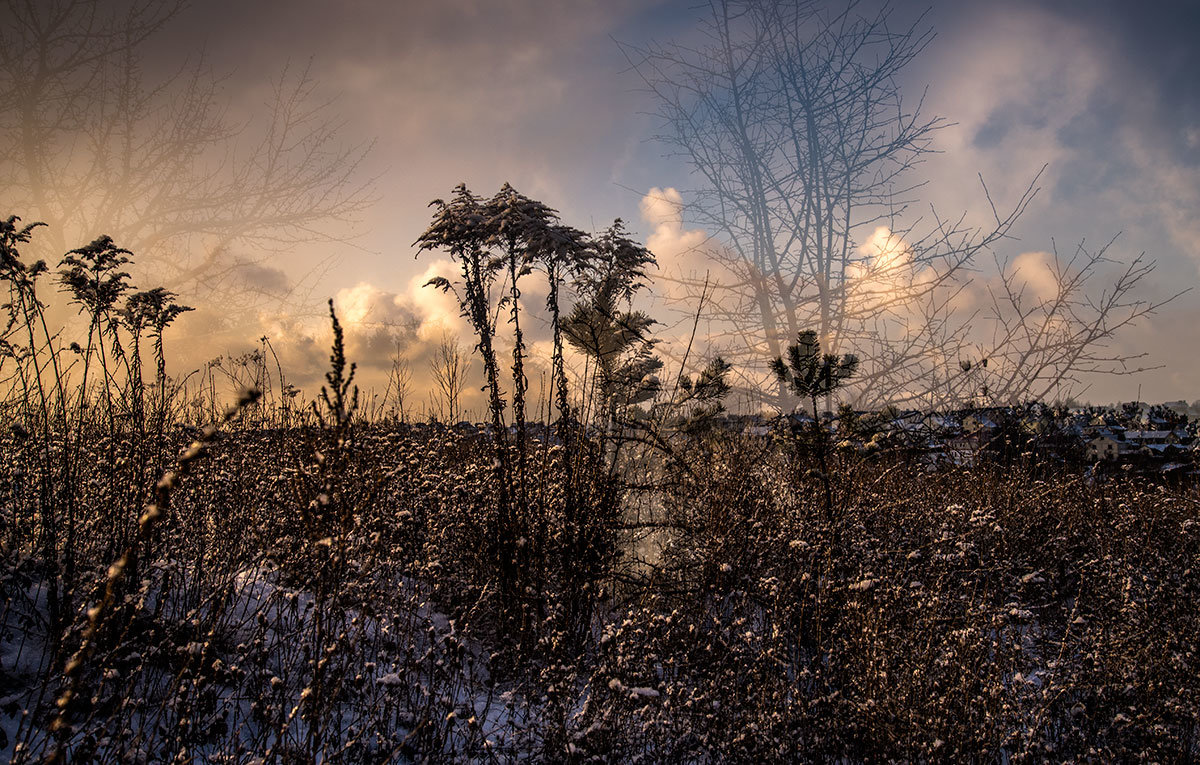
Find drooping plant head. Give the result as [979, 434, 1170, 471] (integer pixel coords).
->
[58, 234, 133, 319]
[771, 329, 859, 401]
[417, 185, 504, 315]
[121, 287, 193, 337]
[579, 219, 656, 309]
[483, 185, 598, 296]
[416, 184, 488, 262]
[1, 215, 49, 291]
[530, 222, 590, 277]
[485, 184, 558, 255]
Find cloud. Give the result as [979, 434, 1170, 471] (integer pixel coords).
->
[27, 0, 1200, 406]
[1006, 251, 1061, 303]
[232, 260, 291, 296]
[336, 282, 408, 327]
[896, 1, 1199, 402]
[331, 259, 469, 341]
[640, 187, 710, 277]
[327, 263, 567, 413]
[844, 226, 978, 331]
[838, 226, 922, 318]
[163, 262, 469, 386]
[857, 227, 911, 269]
[326, 259, 477, 367]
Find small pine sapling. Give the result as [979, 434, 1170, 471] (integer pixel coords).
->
[771, 330, 858, 526]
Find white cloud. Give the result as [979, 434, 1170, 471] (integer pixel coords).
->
[331, 260, 470, 348]
[640, 187, 710, 276]
[1006, 250, 1061, 302]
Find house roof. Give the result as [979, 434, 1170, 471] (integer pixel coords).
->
[1125, 430, 1173, 441]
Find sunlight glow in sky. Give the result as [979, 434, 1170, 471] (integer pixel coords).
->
[3, 0, 1198, 408]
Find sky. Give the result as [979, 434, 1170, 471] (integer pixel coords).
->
[5, 0, 1200, 411]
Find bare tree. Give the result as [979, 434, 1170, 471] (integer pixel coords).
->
[428, 333, 468, 424]
[948, 237, 1173, 406]
[624, 0, 1164, 409]
[0, 0, 374, 312]
[383, 347, 412, 423]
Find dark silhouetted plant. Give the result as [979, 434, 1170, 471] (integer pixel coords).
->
[564, 220, 661, 428]
[771, 329, 858, 525]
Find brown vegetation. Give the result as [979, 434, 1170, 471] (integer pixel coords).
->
[2, 214, 1198, 761]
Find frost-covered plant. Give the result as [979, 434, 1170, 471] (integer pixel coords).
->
[563, 219, 661, 426]
[3, 213, 1199, 763]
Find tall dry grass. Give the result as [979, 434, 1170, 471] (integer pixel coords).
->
[2, 214, 1198, 761]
